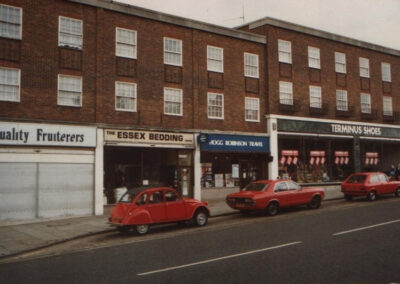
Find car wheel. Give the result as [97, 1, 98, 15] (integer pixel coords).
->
[193, 209, 208, 226]
[367, 190, 377, 201]
[266, 202, 279, 216]
[344, 194, 352, 201]
[136, 224, 150, 235]
[395, 187, 400, 197]
[308, 195, 321, 209]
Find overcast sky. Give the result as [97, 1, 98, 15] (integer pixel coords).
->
[116, 0, 400, 50]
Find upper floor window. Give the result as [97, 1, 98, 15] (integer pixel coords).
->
[336, 89, 348, 111]
[244, 53, 259, 78]
[308, 46, 320, 69]
[245, 97, 260, 122]
[164, 37, 182, 66]
[0, 4, 22, 39]
[59, 16, 82, 49]
[116, 28, 137, 59]
[115, 82, 137, 112]
[335, 52, 346, 74]
[359, 57, 370, 78]
[58, 75, 82, 107]
[207, 46, 223, 73]
[360, 93, 371, 114]
[164, 87, 182, 116]
[278, 39, 291, 64]
[279, 81, 293, 105]
[0, 67, 20, 102]
[309, 86, 322, 108]
[382, 62, 391, 82]
[208, 92, 224, 119]
[383, 96, 393, 116]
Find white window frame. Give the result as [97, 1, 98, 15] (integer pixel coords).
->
[360, 93, 371, 114]
[245, 97, 260, 122]
[57, 74, 82, 107]
[381, 62, 391, 82]
[278, 39, 292, 64]
[336, 90, 348, 111]
[58, 16, 83, 49]
[116, 27, 137, 59]
[0, 67, 20, 102]
[207, 92, 224, 119]
[0, 4, 22, 40]
[309, 86, 322, 108]
[207, 45, 224, 73]
[164, 87, 183, 116]
[244, 53, 259, 78]
[279, 81, 293, 105]
[164, 37, 182, 66]
[383, 96, 393, 116]
[335, 52, 346, 74]
[308, 46, 320, 69]
[115, 81, 137, 112]
[359, 57, 370, 78]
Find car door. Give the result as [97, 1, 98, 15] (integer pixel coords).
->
[378, 173, 393, 194]
[286, 181, 307, 205]
[368, 174, 381, 193]
[273, 182, 291, 207]
[165, 189, 186, 221]
[147, 191, 167, 223]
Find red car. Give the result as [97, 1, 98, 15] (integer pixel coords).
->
[109, 186, 210, 234]
[226, 180, 324, 216]
[341, 172, 400, 201]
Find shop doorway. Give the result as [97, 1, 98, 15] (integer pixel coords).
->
[239, 160, 258, 188]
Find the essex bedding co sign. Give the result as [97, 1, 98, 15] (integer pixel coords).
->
[277, 119, 400, 138]
[104, 129, 195, 148]
[0, 122, 97, 147]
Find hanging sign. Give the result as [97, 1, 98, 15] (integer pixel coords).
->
[310, 151, 325, 166]
[334, 151, 349, 165]
[365, 152, 379, 165]
[280, 150, 299, 165]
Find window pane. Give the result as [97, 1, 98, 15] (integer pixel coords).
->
[59, 17, 83, 49]
[279, 81, 293, 105]
[58, 75, 82, 106]
[360, 93, 371, 113]
[0, 68, 20, 102]
[308, 47, 320, 69]
[245, 98, 259, 121]
[164, 38, 182, 66]
[116, 28, 136, 58]
[279, 40, 291, 64]
[383, 96, 393, 116]
[208, 93, 223, 118]
[359, 58, 369, 78]
[0, 5, 21, 39]
[336, 90, 348, 111]
[207, 46, 223, 72]
[164, 88, 182, 115]
[335, 52, 346, 73]
[244, 53, 259, 77]
[309, 86, 321, 108]
[382, 63, 391, 82]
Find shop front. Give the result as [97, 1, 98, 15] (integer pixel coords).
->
[103, 129, 195, 203]
[197, 133, 270, 199]
[267, 116, 400, 183]
[0, 121, 98, 221]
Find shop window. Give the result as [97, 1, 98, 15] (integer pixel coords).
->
[164, 87, 183, 116]
[0, 4, 22, 40]
[244, 53, 259, 78]
[308, 46, 320, 69]
[0, 67, 20, 102]
[359, 57, 370, 78]
[381, 63, 391, 82]
[335, 52, 346, 74]
[207, 92, 224, 119]
[278, 39, 291, 64]
[57, 74, 82, 107]
[115, 81, 137, 112]
[59, 16, 82, 49]
[207, 45, 223, 73]
[116, 27, 137, 59]
[164, 37, 182, 66]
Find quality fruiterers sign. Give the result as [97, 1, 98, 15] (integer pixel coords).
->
[104, 129, 194, 148]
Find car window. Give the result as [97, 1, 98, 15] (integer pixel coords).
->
[149, 191, 164, 204]
[378, 174, 388, 182]
[135, 193, 148, 206]
[244, 183, 268, 191]
[119, 191, 136, 203]
[275, 182, 288, 192]
[369, 174, 380, 183]
[165, 190, 180, 202]
[347, 175, 367, 184]
[287, 181, 301, 190]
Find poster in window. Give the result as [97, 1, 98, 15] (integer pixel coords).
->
[232, 164, 239, 178]
[225, 173, 234, 187]
[215, 174, 224, 187]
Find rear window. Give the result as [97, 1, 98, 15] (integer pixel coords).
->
[347, 175, 367, 184]
[119, 191, 137, 203]
[244, 183, 268, 191]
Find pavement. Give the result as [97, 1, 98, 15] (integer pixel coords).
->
[0, 187, 343, 259]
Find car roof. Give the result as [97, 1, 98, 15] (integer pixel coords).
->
[252, 179, 292, 184]
[126, 185, 173, 195]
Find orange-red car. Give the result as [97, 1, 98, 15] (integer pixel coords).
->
[226, 180, 324, 216]
[341, 172, 400, 201]
[109, 186, 209, 235]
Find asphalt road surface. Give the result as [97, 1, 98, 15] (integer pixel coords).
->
[1, 198, 400, 284]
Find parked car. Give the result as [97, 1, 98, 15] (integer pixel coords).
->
[341, 172, 400, 201]
[226, 180, 324, 216]
[108, 186, 210, 235]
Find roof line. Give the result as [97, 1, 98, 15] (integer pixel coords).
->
[238, 17, 400, 56]
[67, 0, 266, 44]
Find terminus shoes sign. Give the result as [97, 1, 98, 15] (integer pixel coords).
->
[0, 122, 96, 147]
[104, 129, 195, 148]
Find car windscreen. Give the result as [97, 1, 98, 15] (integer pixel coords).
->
[347, 175, 367, 184]
[244, 183, 268, 191]
[119, 190, 136, 203]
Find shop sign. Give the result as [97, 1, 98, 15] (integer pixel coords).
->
[0, 122, 96, 147]
[331, 124, 381, 136]
[104, 129, 194, 147]
[198, 134, 269, 153]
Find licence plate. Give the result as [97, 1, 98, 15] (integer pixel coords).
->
[236, 203, 246, 208]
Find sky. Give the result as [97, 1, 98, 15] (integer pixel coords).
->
[115, 0, 400, 51]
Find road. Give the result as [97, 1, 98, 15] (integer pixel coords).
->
[1, 198, 400, 284]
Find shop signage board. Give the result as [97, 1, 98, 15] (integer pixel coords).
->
[277, 119, 400, 138]
[104, 129, 194, 148]
[198, 133, 269, 153]
[0, 122, 96, 147]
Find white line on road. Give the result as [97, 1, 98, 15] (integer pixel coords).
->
[137, 241, 302, 276]
[333, 219, 400, 236]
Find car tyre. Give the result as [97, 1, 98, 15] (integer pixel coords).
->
[367, 190, 377, 201]
[308, 195, 321, 209]
[266, 202, 279, 216]
[136, 224, 150, 235]
[395, 187, 400, 197]
[193, 209, 208, 226]
[344, 194, 352, 201]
